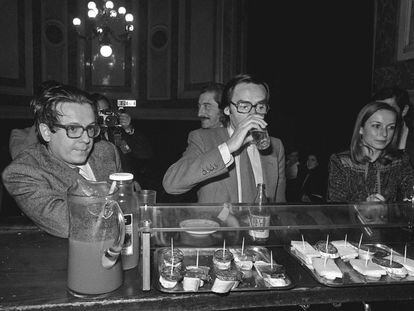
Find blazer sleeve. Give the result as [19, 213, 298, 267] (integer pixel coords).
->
[163, 130, 228, 194]
[9, 126, 38, 160]
[2, 160, 70, 238]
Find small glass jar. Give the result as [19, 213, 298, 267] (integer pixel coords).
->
[161, 248, 184, 270]
[159, 266, 183, 289]
[213, 249, 234, 270]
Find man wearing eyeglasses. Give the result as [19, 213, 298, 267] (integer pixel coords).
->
[163, 73, 286, 204]
[90, 93, 154, 189]
[2, 84, 122, 238]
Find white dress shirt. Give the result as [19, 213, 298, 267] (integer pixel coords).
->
[218, 126, 263, 202]
[75, 162, 96, 181]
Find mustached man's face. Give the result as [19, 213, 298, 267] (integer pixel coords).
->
[197, 91, 222, 128]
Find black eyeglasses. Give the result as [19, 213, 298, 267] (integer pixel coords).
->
[230, 101, 270, 114]
[52, 123, 101, 139]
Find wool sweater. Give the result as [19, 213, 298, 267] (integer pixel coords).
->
[327, 151, 414, 203]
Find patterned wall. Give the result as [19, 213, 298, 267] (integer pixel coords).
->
[373, 0, 414, 91]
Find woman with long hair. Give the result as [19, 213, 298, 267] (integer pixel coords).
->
[327, 101, 414, 203]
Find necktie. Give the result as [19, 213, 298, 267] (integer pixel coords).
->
[239, 147, 256, 203]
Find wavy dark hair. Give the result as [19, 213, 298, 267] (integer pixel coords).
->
[350, 101, 401, 164]
[219, 73, 270, 126]
[29, 80, 62, 114]
[34, 84, 96, 143]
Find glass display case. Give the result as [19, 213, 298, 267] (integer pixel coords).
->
[138, 202, 414, 294]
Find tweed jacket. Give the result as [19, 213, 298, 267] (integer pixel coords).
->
[327, 151, 414, 203]
[2, 140, 122, 238]
[163, 127, 286, 203]
[9, 125, 38, 160]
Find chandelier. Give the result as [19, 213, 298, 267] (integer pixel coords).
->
[72, 1, 134, 57]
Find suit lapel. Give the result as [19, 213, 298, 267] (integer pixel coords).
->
[216, 128, 239, 202]
[260, 151, 277, 199]
[224, 162, 239, 202]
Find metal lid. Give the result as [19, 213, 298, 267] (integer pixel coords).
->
[109, 172, 134, 181]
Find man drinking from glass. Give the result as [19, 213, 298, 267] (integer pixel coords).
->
[163, 73, 286, 204]
[2, 84, 122, 238]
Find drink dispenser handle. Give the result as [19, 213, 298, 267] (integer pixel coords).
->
[133, 181, 141, 192]
[101, 200, 126, 269]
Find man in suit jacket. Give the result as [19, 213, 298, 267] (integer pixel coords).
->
[2, 85, 123, 238]
[163, 74, 286, 203]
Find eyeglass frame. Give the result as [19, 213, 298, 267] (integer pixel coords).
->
[230, 100, 270, 114]
[51, 123, 101, 139]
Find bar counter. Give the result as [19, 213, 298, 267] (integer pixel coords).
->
[1, 223, 414, 310]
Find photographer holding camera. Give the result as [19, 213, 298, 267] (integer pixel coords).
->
[90, 93, 155, 188]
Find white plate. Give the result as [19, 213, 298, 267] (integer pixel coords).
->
[179, 219, 219, 236]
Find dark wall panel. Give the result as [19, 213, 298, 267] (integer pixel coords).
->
[41, 0, 68, 83]
[147, 0, 171, 100]
[0, 0, 26, 88]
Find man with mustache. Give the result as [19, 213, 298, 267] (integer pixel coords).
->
[2, 84, 122, 238]
[164, 74, 286, 204]
[197, 82, 225, 129]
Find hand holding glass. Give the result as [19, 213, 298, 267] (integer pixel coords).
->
[249, 127, 270, 150]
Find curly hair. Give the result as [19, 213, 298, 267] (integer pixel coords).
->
[34, 84, 96, 143]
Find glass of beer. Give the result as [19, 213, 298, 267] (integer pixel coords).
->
[249, 128, 270, 150]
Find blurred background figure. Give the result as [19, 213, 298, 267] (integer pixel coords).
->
[297, 153, 327, 202]
[285, 148, 301, 202]
[197, 82, 225, 129]
[372, 86, 412, 151]
[4, 80, 62, 217]
[90, 93, 155, 189]
[9, 80, 62, 160]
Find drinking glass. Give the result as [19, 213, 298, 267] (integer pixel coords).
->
[249, 128, 270, 150]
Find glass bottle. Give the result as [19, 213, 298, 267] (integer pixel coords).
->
[248, 183, 270, 243]
[109, 172, 139, 270]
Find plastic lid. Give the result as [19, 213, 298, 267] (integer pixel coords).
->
[109, 172, 134, 181]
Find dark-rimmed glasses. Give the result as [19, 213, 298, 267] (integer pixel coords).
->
[230, 101, 269, 114]
[52, 123, 101, 139]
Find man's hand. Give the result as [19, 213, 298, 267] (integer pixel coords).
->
[226, 114, 267, 154]
[119, 112, 132, 131]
